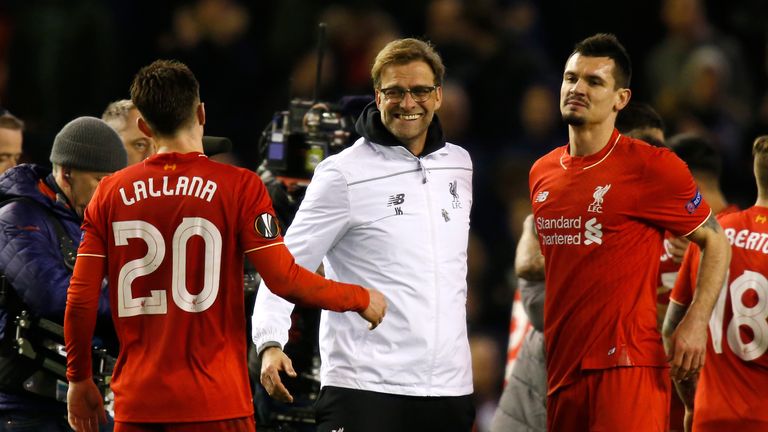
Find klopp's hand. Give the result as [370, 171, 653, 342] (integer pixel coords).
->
[667, 315, 707, 381]
[260, 347, 296, 403]
[67, 378, 106, 432]
[360, 289, 387, 330]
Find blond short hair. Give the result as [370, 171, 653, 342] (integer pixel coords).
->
[371, 38, 445, 89]
[102, 99, 136, 132]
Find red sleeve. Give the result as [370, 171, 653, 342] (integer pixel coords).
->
[238, 171, 284, 252]
[64, 255, 106, 382]
[669, 244, 701, 307]
[639, 149, 711, 237]
[78, 180, 108, 257]
[247, 243, 369, 312]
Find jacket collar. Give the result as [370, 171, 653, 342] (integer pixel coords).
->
[354, 100, 446, 157]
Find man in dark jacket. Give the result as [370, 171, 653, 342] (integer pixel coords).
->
[0, 117, 127, 430]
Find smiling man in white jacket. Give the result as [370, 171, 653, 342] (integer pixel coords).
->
[252, 38, 475, 432]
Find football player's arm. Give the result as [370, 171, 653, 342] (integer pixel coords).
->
[250, 163, 385, 403]
[515, 213, 544, 281]
[251, 162, 356, 356]
[247, 244, 385, 318]
[64, 254, 107, 431]
[664, 299, 697, 430]
[666, 214, 730, 381]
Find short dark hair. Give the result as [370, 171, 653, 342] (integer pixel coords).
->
[571, 33, 632, 89]
[667, 133, 721, 179]
[130, 60, 199, 137]
[616, 101, 665, 146]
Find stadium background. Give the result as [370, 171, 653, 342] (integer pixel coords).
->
[1, 0, 766, 428]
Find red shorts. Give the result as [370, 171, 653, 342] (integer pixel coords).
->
[114, 416, 255, 432]
[548, 367, 670, 432]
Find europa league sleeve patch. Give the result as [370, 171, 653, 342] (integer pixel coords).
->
[254, 213, 280, 239]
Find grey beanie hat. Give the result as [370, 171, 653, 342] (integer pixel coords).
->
[50, 116, 128, 172]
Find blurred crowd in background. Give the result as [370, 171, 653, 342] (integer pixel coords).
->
[1, 0, 767, 429]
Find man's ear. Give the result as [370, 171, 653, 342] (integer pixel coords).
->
[614, 88, 631, 112]
[197, 103, 206, 126]
[374, 89, 383, 110]
[137, 117, 154, 138]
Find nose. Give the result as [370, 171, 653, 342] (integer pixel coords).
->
[568, 79, 587, 96]
[398, 91, 418, 108]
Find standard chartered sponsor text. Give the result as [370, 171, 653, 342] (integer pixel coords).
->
[536, 216, 582, 230]
[538, 216, 583, 245]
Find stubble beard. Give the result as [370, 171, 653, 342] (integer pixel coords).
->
[562, 112, 586, 126]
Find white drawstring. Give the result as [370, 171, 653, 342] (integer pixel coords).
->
[417, 158, 428, 183]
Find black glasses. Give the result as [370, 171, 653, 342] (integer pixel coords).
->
[379, 85, 437, 103]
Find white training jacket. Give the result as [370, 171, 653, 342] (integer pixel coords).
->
[251, 137, 474, 397]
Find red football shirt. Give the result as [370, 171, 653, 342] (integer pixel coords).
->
[529, 129, 711, 395]
[77, 152, 282, 422]
[670, 206, 768, 431]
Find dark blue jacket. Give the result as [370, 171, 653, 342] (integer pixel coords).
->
[0, 164, 111, 412]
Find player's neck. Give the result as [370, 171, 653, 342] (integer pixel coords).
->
[155, 130, 204, 155]
[567, 122, 615, 157]
[701, 189, 728, 214]
[755, 191, 768, 208]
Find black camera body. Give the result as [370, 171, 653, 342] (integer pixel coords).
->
[263, 99, 352, 181]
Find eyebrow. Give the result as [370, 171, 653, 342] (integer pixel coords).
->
[564, 70, 607, 84]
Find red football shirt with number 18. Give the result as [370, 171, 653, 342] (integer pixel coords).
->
[77, 152, 280, 422]
[671, 206, 768, 431]
[529, 129, 711, 396]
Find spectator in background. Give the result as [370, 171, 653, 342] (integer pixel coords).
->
[5, 1, 117, 166]
[646, 0, 753, 124]
[102, 100, 157, 166]
[511, 83, 563, 156]
[0, 116, 126, 431]
[0, 108, 23, 175]
[616, 101, 666, 148]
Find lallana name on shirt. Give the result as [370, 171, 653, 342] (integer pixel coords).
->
[725, 228, 768, 254]
[119, 176, 218, 206]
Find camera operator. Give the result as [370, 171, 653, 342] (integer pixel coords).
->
[0, 117, 126, 430]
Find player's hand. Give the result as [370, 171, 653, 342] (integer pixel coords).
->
[67, 378, 107, 432]
[260, 347, 296, 403]
[359, 289, 387, 330]
[667, 314, 707, 381]
[666, 236, 690, 263]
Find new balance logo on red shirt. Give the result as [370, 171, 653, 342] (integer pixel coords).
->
[535, 191, 549, 203]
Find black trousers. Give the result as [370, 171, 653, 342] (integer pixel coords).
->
[314, 386, 475, 432]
